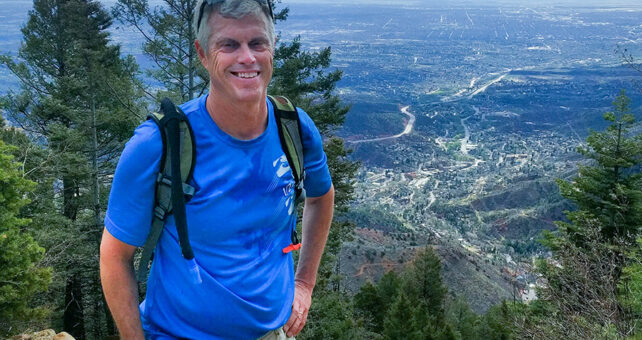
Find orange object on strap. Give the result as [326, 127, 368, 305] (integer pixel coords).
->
[282, 243, 302, 253]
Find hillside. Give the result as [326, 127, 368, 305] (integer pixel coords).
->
[340, 227, 514, 313]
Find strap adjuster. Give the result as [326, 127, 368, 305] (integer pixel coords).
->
[156, 173, 195, 198]
[182, 183, 195, 198]
[295, 171, 306, 202]
[157, 173, 172, 186]
[154, 206, 168, 220]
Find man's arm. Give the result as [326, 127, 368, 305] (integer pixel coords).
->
[283, 185, 335, 337]
[100, 228, 145, 340]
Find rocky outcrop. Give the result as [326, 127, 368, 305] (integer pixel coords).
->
[11, 329, 75, 340]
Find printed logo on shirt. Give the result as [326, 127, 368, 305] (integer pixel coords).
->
[273, 155, 294, 215]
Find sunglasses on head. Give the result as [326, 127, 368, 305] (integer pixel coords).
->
[196, 0, 274, 34]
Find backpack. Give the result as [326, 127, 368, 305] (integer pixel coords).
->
[136, 95, 307, 283]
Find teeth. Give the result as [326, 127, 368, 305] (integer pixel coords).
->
[236, 72, 258, 78]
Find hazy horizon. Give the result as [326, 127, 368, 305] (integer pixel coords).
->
[3, 0, 642, 8]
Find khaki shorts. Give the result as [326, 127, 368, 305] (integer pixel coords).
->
[258, 327, 295, 340]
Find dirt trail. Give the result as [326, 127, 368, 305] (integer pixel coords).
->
[353, 259, 411, 277]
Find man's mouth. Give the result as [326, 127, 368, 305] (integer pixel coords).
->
[232, 71, 259, 79]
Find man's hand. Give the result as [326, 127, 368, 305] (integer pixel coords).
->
[283, 280, 313, 337]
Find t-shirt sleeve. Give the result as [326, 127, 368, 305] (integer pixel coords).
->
[104, 120, 162, 247]
[298, 108, 332, 198]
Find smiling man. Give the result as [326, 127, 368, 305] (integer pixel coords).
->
[99, 1, 334, 339]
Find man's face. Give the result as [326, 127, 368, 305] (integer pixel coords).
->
[198, 13, 274, 105]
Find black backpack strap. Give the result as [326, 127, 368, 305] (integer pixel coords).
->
[268, 95, 306, 201]
[137, 98, 198, 283]
[268, 95, 306, 253]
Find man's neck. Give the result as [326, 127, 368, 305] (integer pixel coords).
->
[205, 94, 268, 140]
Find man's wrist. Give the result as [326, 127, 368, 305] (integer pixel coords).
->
[294, 278, 315, 292]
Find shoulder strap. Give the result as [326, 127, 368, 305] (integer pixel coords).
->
[268, 95, 306, 202]
[137, 98, 198, 283]
[268, 95, 306, 254]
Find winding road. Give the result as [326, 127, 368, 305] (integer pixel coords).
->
[348, 106, 415, 144]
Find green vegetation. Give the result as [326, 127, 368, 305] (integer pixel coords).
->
[446, 140, 462, 153]
[348, 207, 405, 233]
[1, 0, 143, 336]
[113, 0, 208, 102]
[513, 90, 642, 339]
[299, 291, 376, 340]
[352, 247, 513, 340]
[0, 137, 51, 336]
[619, 238, 642, 334]
[556, 90, 642, 244]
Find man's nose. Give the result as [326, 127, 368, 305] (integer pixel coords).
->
[237, 44, 256, 64]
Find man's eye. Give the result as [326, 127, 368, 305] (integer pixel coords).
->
[251, 41, 268, 50]
[220, 41, 238, 51]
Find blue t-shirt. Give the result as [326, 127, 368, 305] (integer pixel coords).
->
[104, 95, 332, 339]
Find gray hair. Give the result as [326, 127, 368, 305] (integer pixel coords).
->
[193, 0, 275, 53]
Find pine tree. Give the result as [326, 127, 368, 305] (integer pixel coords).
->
[403, 247, 448, 325]
[383, 291, 417, 340]
[478, 301, 514, 340]
[0, 121, 74, 336]
[445, 296, 479, 340]
[523, 91, 642, 339]
[556, 90, 642, 245]
[0, 136, 52, 337]
[298, 291, 374, 340]
[373, 248, 456, 339]
[354, 270, 400, 333]
[353, 281, 382, 331]
[405, 248, 458, 339]
[112, 0, 208, 102]
[377, 270, 401, 308]
[270, 36, 348, 136]
[1, 0, 144, 337]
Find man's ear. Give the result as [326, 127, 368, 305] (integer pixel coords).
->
[195, 40, 207, 64]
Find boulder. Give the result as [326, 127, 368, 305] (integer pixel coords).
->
[11, 330, 75, 340]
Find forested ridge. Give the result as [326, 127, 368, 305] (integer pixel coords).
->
[1, 0, 641, 339]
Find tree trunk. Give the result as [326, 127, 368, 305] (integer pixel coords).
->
[91, 96, 109, 338]
[92, 97, 100, 245]
[187, 0, 195, 100]
[62, 176, 85, 339]
[63, 275, 86, 340]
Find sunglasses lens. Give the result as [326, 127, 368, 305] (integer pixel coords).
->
[266, 0, 274, 20]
